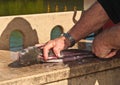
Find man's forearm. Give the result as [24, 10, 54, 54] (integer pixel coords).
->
[68, 1, 109, 42]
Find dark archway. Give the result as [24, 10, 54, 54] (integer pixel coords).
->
[51, 25, 63, 40]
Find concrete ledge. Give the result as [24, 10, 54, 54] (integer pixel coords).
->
[46, 68, 120, 85]
[0, 50, 120, 85]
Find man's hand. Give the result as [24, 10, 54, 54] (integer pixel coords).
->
[39, 1, 111, 60]
[43, 36, 70, 60]
[92, 25, 120, 58]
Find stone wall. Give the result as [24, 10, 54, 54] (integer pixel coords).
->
[0, 11, 82, 50]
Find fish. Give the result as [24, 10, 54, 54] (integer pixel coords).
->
[8, 46, 95, 67]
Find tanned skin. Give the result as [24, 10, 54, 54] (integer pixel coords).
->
[92, 24, 120, 58]
[42, 1, 120, 60]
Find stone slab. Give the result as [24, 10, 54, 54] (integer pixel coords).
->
[0, 50, 120, 85]
[45, 68, 120, 85]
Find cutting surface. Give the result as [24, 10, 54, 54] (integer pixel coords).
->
[0, 50, 120, 85]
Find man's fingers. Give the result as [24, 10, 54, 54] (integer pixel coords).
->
[93, 47, 111, 58]
[104, 50, 117, 58]
[93, 48, 118, 58]
[43, 41, 55, 60]
[35, 43, 45, 47]
[53, 47, 61, 58]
